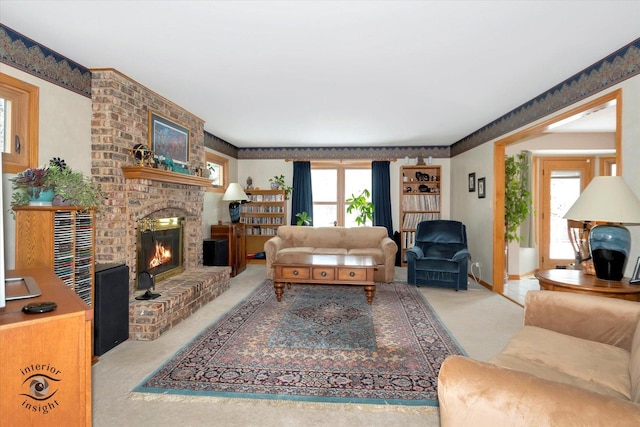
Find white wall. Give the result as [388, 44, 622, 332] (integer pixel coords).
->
[451, 74, 640, 286]
[449, 142, 495, 284]
[1, 65, 92, 269]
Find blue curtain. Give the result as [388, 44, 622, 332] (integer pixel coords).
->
[291, 161, 313, 225]
[372, 161, 393, 237]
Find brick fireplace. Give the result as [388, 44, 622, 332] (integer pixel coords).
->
[90, 68, 208, 293]
[90, 69, 230, 340]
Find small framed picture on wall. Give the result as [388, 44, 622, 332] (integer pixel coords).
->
[478, 177, 486, 199]
[468, 173, 476, 192]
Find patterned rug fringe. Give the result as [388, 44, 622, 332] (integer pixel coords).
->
[128, 391, 440, 415]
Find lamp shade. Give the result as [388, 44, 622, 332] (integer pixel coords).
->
[222, 183, 249, 202]
[563, 176, 640, 224]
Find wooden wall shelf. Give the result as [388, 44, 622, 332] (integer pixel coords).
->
[121, 166, 212, 187]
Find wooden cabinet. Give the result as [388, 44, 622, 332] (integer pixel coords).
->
[400, 165, 442, 265]
[241, 189, 286, 264]
[14, 206, 96, 306]
[210, 222, 246, 276]
[1, 267, 93, 426]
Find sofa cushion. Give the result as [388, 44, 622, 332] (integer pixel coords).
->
[630, 318, 640, 403]
[490, 326, 631, 401]
[278, 247, 314, 255]
[276, 226, 388, 250]
[348, 248, 384, 264]
[313, 247, 348, 255]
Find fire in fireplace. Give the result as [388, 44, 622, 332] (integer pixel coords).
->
[136, 217, 185, 287]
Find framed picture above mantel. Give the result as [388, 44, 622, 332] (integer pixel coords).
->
[148, 111, 190, 164]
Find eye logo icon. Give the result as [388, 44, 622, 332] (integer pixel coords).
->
[21, 374, 60, 401]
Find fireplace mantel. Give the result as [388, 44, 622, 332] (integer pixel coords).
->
[122, 166, 212, 187]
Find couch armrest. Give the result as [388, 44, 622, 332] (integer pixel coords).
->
[524, 290, 640, 351]
[264, 236, 283, 269]
[452, 248, 471, 262]
[438, 355, 640, 427]
[405, 246, 423, 262]
[380, 236, 397, 260]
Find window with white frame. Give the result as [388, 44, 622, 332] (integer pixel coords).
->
[311, 161, 371, 227]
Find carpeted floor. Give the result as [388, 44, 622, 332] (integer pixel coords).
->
[133, 279, 466, 407]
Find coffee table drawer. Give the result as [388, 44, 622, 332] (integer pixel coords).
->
[312, 267, 335, 280]
[338, 268, 367, 281]
[280, 266, 310, 280]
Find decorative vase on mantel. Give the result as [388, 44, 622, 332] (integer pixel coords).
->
[26, 186, 55, 206]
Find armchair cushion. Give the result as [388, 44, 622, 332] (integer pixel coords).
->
[437, 290, 640, 426]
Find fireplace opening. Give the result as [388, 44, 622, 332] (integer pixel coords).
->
[136, 217, 185, 288]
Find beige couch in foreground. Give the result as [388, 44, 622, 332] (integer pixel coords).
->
[264, 226, 397, 283]
[438, 290, 640, 426]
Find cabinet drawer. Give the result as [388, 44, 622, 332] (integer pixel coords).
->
[281, 266, 310, 280]
[312, 267, 335, 280]
[338, 268, 367, 281]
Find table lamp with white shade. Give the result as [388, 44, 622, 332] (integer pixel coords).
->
[563, 176, 640, 281]
[221, 183, 249, 223]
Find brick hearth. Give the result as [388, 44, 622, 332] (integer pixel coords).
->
[129, 267, 230, 341]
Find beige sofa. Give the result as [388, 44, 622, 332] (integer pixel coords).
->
[264, 226, 397, 283]
[438, 290, 640, 426]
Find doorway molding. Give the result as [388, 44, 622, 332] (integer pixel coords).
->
[492, 89, 622, 294]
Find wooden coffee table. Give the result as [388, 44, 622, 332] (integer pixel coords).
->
[272, 253, 377, 304]
[535, 269, 640, 301]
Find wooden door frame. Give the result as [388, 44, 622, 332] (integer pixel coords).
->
[492, 89, 622, 293]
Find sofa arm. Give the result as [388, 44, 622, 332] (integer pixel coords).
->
[380, 237, 397, 261]
[405, 246, 423, 262]
[524, 290, 640, 351]
[452, 248, 471, 263]
[438, 355, 640, 427]
[264, 236, 283, 269]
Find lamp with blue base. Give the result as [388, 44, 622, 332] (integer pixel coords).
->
[221, 183, 249, 223]
[564, 176, 640, 281]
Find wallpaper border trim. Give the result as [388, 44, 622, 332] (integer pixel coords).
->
[0, 24, 92, 98]
[450, 37, 640, 156]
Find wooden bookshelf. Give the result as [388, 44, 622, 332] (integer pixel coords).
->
[241, 189, 286, 264]
[400, 165, 442, 265]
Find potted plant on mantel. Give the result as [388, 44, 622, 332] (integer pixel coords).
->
[10, 158, 105, 214]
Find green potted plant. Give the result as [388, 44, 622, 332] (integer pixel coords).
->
[346, 189, 374, 226]
[504, 153, 534, 281]
[295, 211, 312, 226]
[268, 174, 293, 200]
[10, 158, 105, 211]
[9, 165, 57, 207]
[505, 154, 533, 243]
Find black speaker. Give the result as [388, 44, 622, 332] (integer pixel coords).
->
[203, 238, 228, 266]
[94, 263, 130, 356]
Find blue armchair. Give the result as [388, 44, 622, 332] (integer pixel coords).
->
[406, 220, 471, 291]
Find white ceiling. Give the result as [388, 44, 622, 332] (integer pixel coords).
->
[1, 1, 638, 148]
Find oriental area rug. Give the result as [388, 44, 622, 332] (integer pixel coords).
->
[132, 280, 466, 408]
